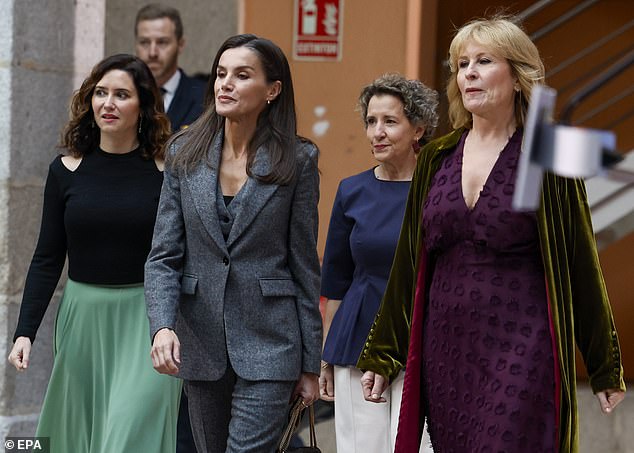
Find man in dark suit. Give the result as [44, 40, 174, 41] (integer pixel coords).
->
[135, 5, 203, 452]
[135, 4, 206, 132]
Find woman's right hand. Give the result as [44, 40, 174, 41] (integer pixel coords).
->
[319, 362, 335, 401]
[361, 370, 388, 403]
[151, 328, 181, 375]
[8, 337, 32, 371]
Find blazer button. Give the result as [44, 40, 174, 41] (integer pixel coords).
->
[223, 257, 229, 266]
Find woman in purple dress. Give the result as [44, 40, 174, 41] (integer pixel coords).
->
[319, 74, 438, 453]
[358, 17, 625, 453]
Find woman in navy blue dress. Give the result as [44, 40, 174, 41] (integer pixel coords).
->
[319, 74, 438, 453]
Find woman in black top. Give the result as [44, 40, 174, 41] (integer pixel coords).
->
[7, 54, 181, 453]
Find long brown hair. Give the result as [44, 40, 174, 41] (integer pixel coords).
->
[60, 53, 170, 159]
[169, 34, 299, 184]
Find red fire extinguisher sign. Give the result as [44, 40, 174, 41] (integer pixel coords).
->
[293, 0, 343, 61]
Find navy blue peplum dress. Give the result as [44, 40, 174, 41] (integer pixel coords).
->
[421, 130, 557, 452]
[322, 168, 410, 366]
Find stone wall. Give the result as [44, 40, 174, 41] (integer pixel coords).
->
[0, 0, 104, 438]
[0, 0, 235, 440]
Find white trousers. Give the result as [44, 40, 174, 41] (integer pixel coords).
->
[333, 366, 433, 453]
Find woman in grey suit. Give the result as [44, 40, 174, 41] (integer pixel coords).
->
[144, 34, 322, 453]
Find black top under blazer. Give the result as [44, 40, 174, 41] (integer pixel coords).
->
[167, 69, 206, 132]
[144, 131, 322, 382]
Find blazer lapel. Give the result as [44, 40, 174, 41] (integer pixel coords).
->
[184, 132, 227, 253]
[226, 146, 279, 248]
[167, 70, 191, 131]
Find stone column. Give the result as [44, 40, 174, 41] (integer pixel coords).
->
[0, 0, 104, 439]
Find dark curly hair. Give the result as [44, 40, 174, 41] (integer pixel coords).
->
[60, 53, 170, 159]
[357, 73, 439, 145]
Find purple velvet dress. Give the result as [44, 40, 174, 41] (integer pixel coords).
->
[421, 130, 557, 453]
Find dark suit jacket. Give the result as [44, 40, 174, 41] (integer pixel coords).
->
[167, 69, 207, 132]
[145, 131, 322, 382]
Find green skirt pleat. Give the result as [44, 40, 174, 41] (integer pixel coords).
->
[35, 279, 182, 453]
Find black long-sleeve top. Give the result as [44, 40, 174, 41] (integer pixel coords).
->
[14, 147, 163, 342]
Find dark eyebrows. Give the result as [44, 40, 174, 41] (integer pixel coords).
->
[365, 114, 399, 121]
[216, 64, 256, 72]
[94, 85, 132, 94]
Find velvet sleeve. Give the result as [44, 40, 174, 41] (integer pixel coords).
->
[356, 142, 430, 381]
[564, 177, 626, 393]
[356, 131, 465, 382]
[320, 182, 355, 299]
[14, 159, 68, 343]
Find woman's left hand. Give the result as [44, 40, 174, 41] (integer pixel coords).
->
[319, 363, 335, 402]
[595, 388, 625, 414]
[293, 372, 319, 406]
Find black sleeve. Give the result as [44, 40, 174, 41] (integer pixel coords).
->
[14, 162, 68, 342]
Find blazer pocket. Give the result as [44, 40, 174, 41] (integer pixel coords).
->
[258, 278, 296, 297]
[181, 274, 198, 295]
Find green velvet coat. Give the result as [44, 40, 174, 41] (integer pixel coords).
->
[357, 129, 626, 453]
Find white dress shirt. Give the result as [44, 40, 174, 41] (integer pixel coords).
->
[161, 70, 181, 113]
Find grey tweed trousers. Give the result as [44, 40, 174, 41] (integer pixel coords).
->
[185, 366, 296, 453]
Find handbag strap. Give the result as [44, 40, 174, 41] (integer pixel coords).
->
[307, 404, 317, 447]
[277, 399, 319, 452]
[277, 397, 305, 452]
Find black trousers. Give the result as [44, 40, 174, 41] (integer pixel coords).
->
[177, 391, 197, 453]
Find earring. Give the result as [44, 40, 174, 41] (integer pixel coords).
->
[267, 99, 271, 105]
[138, 116, 142, 134]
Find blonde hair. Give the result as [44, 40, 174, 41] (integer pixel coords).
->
[447, 16, 545, 129]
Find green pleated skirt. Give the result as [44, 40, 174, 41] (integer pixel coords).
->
[35, 279, 181, 453]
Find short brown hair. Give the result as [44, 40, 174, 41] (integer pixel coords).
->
[357, 73, 439, 144]
[135, 3, 183, 40]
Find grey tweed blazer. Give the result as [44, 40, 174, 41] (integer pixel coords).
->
[144, 131, 322, 381]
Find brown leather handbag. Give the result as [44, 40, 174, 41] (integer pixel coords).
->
[276, 397, 321, 453]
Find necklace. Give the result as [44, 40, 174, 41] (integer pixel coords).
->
[374, 165, 413, 181]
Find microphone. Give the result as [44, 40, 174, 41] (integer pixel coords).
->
[512, 85, 631, 211]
